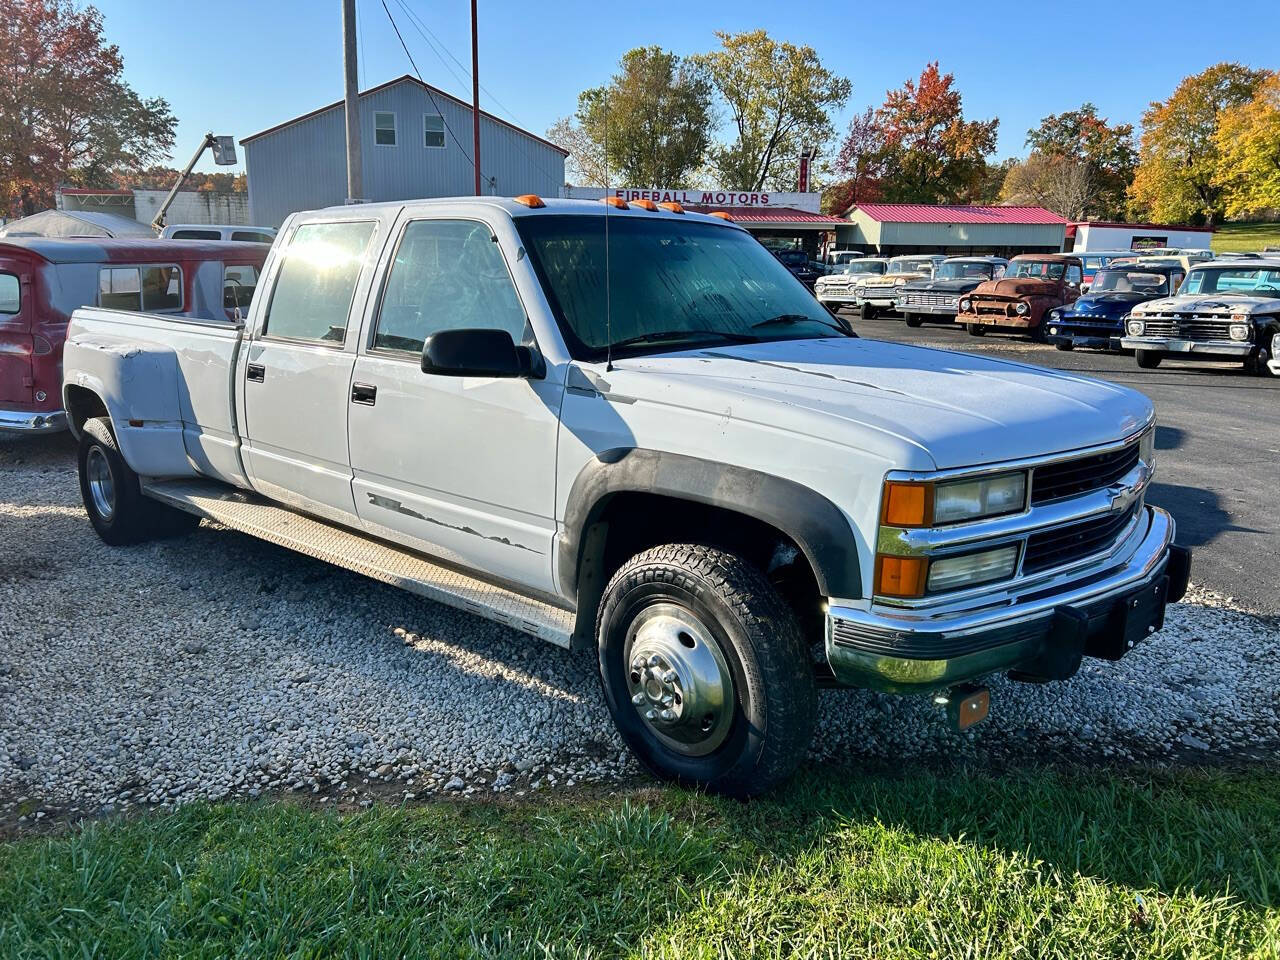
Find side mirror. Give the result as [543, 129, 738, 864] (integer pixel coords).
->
[421, 328, 540, 378]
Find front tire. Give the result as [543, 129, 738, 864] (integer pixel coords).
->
[1055, 341, 1074, 351]
[597, 544, 817, 797]
[860, 303, 877, 320]
[1136, 350, 1163, 369]
[78, 417, 199, 545]
[966, 323, 985, 337]
[903, 312, 922, 328]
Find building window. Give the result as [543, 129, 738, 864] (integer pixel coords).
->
[424, 114, 445, 149]
[374, 111, 397, 146]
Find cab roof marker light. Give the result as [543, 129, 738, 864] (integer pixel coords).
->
[709, 211, 734, 221]
[658, 201, 684, 214]
[600, 196, 629, 210]
[513, 194, 545, 208]
[632, 199, 659, 211]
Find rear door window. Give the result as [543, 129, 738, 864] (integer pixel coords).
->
[263, 220, 375, 344]
[98, 266, 182, 312]
[0, 273, 18, 314]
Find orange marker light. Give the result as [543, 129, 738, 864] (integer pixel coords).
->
[632, 199, 659, 211]
[874, 555, 929, 599]
[658, 201, 684, 213]
[709, 211, 734, 221]
[513, 194, 545, 208]
[881, 481, 934, 527]
[601, 196, 629, 209]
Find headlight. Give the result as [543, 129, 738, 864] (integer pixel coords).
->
[1272, 332, 1280, 355]
[926, 545, 1020, 593]
[1228, 323, 1250, 341]
[1048, 308, 1062, 321]
[1127, 320, 1145, 336]
[959, 298, 972, 312]
[1016, 302, 1030, 316]
[881, 472, 1027, 528]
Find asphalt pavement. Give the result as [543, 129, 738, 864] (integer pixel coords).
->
[844, 312, 1280, 614]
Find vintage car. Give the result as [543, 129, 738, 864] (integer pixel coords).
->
[1121, 258, 1280, 375]
[854, 255, 945, 319]
[895, 257, 1008, 327]
[955, 254, 1083, 339]
[773, 248, 822, 288]
[60, 195, 1189, 796]
[826, 249, 864, 267]
[0, 237, 268, 433]
[814, 258, 888, 310]
[1044, 263, 1185, 352]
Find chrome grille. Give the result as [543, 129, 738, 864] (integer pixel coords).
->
[1138, 315, 1233, 341]
[901, 292, 958, 307]
[1022, 504, 1138, 574]
[1031, 443, 1140, 505]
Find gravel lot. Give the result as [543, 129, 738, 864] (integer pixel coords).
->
[3, 415, 1279, 825]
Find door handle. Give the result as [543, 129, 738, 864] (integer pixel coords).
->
[246, 362, 265, 382]
[351, 382, 377, 405]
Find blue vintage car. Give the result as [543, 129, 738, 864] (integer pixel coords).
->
[1043, 263, 1186, 351]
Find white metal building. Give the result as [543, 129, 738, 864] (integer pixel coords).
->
[1066, 221, 1215, 252]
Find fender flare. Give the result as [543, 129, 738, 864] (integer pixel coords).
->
[558, 448, 863, 600]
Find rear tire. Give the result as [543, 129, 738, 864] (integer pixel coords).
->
[1136, 350, 1163, 369]
[78, 417, 199, 545]
[597, 544, 817, 798]
[904, 313, 922, 328]
[966, 324, 985, 337]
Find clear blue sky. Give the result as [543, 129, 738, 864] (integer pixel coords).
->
[95, 0, 1278, 177]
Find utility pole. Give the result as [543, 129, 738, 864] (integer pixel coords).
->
[470, 0, 482, 195]
[342, 0, 363, 203]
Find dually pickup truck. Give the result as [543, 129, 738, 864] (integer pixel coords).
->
[62, 197, 1191, 795]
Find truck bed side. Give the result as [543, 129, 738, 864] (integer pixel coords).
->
[62, 307, 248, 487]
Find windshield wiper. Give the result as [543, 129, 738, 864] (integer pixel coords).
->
[751, 313, 849, 335]
[607, 329, 757, 352]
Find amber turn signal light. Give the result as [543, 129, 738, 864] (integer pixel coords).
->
[513, 194, 545, 208]
[881, 481, 934, 527]
[874, 554, 929, 599]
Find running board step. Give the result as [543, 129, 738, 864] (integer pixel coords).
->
[141, 479, 576, 648]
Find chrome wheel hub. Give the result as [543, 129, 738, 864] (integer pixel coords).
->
[85, 446, 116, 521]
[625, 603, 734, 756]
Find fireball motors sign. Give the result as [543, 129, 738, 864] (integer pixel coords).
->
[561, 186, 823, 214]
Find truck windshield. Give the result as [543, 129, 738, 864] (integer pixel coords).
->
[936, 261, 995, 280]
[887, 258, 931, 274]
[1008, 261, 1066, 280]
[515, 215, 847, 360]
[832, 261, 884, 275]
[1089, 270, 1171, 294]
[1180, 266, 1280, 298]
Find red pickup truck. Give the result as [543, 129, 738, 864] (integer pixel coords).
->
[0, 237, 268, 433]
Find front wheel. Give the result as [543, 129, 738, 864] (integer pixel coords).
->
[1136, 350, 1163, 369]
[1055, 341, 1074, 352]
[597, 544, 817, 797]
[860, 303, 877, 320]
[903, 313, 922, 328]
[966, 323, 985, 337]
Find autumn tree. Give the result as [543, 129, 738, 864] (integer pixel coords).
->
[549, 46, 712, 188]
[823, 107, 886, 212]
[1021, 104, 1135, 218]
[695, 30, 850, 191]
[0, 0, 176, 215]
[1001, 153, 1095, 219]
[1128, 63, 1269, 226]
[873, 62, 998, 204]
[1214, 72, 1280, 218]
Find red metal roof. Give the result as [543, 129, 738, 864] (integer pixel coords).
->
[689, 205, 845, 225]
[852, 204, 1067, 226]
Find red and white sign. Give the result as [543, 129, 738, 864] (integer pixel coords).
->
[562, 186, 823, 214]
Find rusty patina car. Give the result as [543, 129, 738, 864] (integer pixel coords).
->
[955, 254, 1084, 339]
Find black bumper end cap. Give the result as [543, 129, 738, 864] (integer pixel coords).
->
[1166, 544, 1192, 604]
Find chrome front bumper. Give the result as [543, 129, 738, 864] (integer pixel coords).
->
[1120, 337, 1251, 357]
[0, 408, 68, 433]
[826, 506, 1185, 692]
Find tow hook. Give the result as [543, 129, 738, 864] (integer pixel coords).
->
[933, 684, 990, 732]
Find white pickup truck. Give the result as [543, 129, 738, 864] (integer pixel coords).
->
[61, 196, 1190, 795]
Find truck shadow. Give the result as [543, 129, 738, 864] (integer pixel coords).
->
[1145, 480, 1258, 548]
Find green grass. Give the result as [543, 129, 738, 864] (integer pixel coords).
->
[2, 767, 1278, 958]
[1212, 221, 1280, 254]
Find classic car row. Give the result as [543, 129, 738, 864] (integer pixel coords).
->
[816, 250, 1280, 377]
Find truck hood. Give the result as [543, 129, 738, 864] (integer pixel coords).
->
[1131, 293, 1280, 316]
[973, 277, 1059, 298]
[598, 337, 1151, 471]
[900, 277, 985, 294]
[862, 273, 925, 288]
